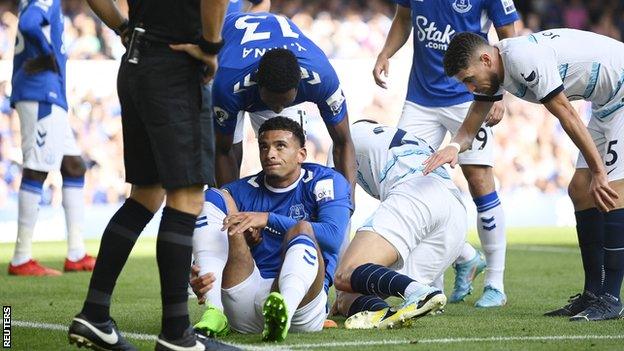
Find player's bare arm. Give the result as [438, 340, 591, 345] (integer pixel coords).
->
[373, 5, 412, 89]
[494, 22, 516, 41]
[423, 100, 493, 174]
[543, 92, 618, 212]
[215, 131, 240, 186]
[326, 117, 357, 197]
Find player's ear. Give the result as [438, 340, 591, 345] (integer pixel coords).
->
[480, 52, 492, 67]
[298, 146, 307, 163]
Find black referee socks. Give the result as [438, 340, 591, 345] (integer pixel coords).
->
[157, 206, 197, 340]
[82, 198, 154, 322]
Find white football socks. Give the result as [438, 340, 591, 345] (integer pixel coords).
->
[476, 202, 506, 292]
[193, 203, 229, 310]
[455, 242, 478, 265]
[62, 179, 86, 262]
[12, 181, 43, 266]
[279, 235, 319, 324]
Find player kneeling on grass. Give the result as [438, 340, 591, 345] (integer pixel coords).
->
[332, 120, 467, 329]
[191, 117, 352, 341]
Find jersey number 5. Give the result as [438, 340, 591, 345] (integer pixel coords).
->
[606, 140, 618, 167]
[235, 15, 299, 45]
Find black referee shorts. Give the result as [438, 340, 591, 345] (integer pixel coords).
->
[117, 46, 211, 189]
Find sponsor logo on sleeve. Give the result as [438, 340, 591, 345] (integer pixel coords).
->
[520, 70, 539, 87]
[326, 88, 345, 116]
[314, 179, 335, 203]
[501, 0, 516, 15]
[213, 107, 229, 126]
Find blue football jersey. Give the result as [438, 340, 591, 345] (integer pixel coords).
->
[223, 163, 352, 293]
[212, 12, 347, 135]
[11, 0, 67, 110]
[394, 0, 518, 107]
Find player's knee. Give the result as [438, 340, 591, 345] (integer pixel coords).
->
[286, 220, 314, 237]
[22, 168, 48, 183]
[166, 185, 205, 215]
[130, 185, 165, 213]
[60, 156, 86, 178]
[462, 165, 494, 194]
[333, 265, 355, 292]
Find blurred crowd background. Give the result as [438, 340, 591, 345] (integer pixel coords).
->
[0, 0, 620, 212]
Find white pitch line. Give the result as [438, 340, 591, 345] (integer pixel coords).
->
[13, 320, 624, 350]
[274, 334, 624, 349]
[511, 245, 578, 254]
[12, 320, 271, 350]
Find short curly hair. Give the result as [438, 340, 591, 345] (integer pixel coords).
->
[443, 32, 489, 77]
[256, 49, 301, 93]
[258, 117, 305, 147]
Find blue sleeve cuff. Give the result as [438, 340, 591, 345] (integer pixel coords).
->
[267, 212, 298, 235]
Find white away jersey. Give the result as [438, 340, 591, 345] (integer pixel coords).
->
[350, 121, 458, 201]
[496, 29, 624, 119]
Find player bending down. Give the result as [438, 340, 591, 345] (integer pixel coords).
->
[331, 120, 467, 329]
[426, 29, 624, 321]
[191, 117, 352, 341]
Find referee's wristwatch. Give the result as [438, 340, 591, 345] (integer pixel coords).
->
[114, 20, 130, 37]
[198, 37, 224, 55]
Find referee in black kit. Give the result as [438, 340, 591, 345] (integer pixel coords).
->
[67, 1, 238, 350]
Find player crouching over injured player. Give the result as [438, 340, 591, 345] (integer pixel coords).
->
[332, 120, 467, 329]
[190, 117, 352, 341]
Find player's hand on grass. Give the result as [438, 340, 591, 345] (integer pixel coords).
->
[169, 44, 218, 82]
[422, 145, 459, 175]
[485, 100, 505, 127]
[190, 264, 216, 305]
[373, 54, 390, 89]
[590, 171, 619, 212]
[222, 212, 269, 236]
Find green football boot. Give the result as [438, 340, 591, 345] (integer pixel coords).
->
[193, 303, 230, 338]
[262, 292, 290, 342]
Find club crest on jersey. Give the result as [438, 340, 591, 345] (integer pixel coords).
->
[288, 204, 308, 220]
[452, 0, 472, 13]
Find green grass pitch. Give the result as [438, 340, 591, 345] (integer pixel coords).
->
[1, 228, 623, 350]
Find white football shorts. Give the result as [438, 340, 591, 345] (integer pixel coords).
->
[398, 100, 494, 166]
[357, 176, 466, 285]
[576, 107, 624, 181]
[221, 266, 327, 334]
[15, 101, 80, 172]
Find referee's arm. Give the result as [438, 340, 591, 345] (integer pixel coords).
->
[200, 0, 229, 42]
[85, 0, 127, 36]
